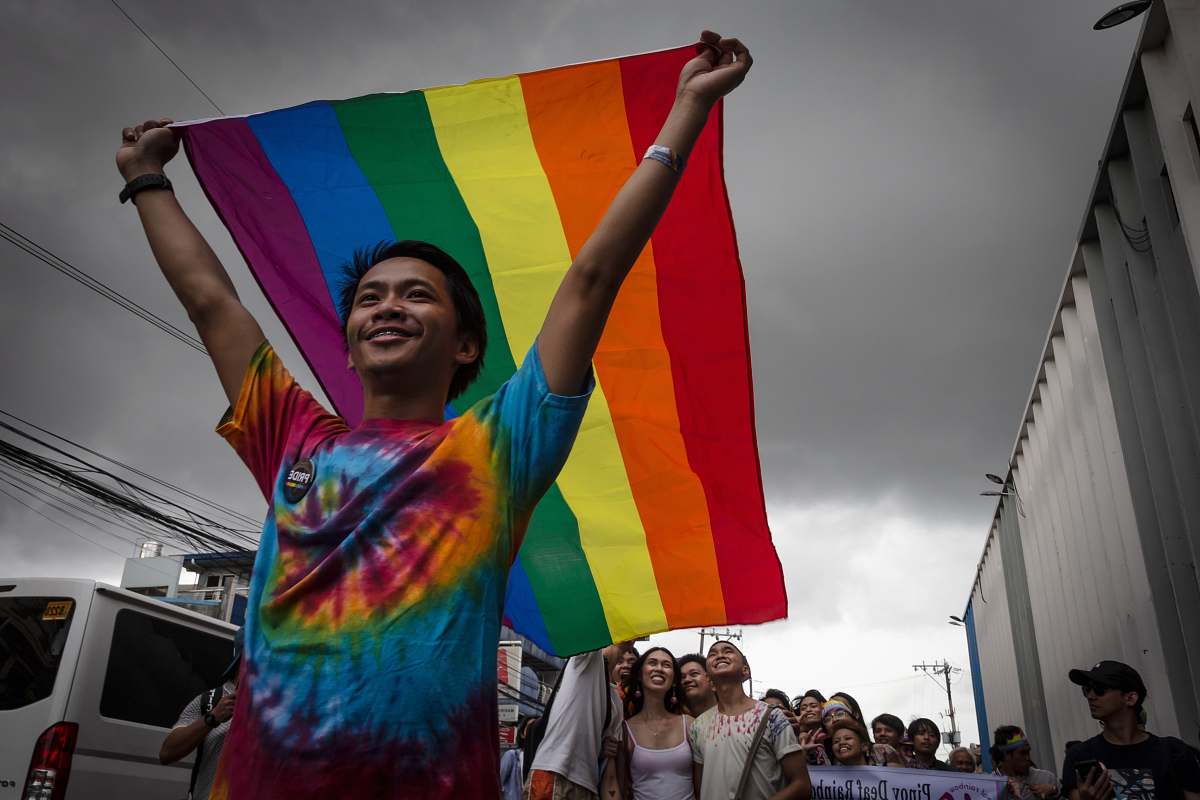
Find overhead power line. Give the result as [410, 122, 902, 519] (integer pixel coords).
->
[0, 420, 259, 553]
[1, 222, 207, 354]
[108, 0, 225, 116]
[0, 481, 136, 561]
[0, 409, 257, 528]
[0, 436, 254, 554]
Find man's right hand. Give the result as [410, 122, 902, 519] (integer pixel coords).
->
[113, 114, 266, 407]
[117, 118, 179, 181]
[1077, 765, 1113, 800]
[211, 691, 236, 724]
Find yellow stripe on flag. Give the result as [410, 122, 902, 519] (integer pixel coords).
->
[425, 77, 667, 639]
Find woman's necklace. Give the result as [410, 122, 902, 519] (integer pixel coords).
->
[640, 713, 677, 745]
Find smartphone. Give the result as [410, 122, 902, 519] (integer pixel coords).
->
[1074, 759, 1102, 782]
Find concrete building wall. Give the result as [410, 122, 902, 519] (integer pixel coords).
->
[967, 0, 1200, 765]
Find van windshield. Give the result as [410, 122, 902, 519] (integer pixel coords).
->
[0, 596, 76, 710]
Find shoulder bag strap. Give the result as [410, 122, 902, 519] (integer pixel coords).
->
[733, 705, 775, 800]
[188, 687, 222, 798]
[524, 659, 568, 780]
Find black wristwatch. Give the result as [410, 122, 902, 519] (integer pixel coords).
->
[204, 712, 219, 728]
[119, 173, 173, 205]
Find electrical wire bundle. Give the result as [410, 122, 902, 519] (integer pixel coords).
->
[1112, 202, 1152, 254]
[0, 410, 259, 572]
[0, 223, 207, 354]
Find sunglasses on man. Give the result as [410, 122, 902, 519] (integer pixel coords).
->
[1080, 683, 1119, 697]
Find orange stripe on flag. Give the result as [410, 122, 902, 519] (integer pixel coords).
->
[520, 60, 727, 628]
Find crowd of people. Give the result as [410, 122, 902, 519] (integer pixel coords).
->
[492, 646, 1200, 800]
[115, 19, 1200, 797]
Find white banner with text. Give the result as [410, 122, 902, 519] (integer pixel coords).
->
[809, 766, 1007, 800]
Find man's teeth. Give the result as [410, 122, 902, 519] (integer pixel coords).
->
[368, 328, 411, 340]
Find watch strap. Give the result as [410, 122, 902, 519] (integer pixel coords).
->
[203, 711, 219, 728]
[119, 173, 172, 205]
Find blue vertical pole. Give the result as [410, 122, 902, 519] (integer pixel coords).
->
[964, 601, 992, 772]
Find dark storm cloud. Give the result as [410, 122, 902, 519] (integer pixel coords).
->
[1, 1, 1138, 580]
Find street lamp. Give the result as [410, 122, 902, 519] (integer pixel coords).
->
[1093, 0, 1152, 30]
[980, 473, 1026, 518]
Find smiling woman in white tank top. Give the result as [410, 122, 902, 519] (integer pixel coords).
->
[616, 647, 696, 800]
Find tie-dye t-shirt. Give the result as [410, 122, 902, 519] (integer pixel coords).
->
[209, 341, 591, 799]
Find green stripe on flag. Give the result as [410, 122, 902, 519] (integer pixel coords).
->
[332, 91, 610, 651]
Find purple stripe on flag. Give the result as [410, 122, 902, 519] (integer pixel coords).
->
[181, 118, 362, 417]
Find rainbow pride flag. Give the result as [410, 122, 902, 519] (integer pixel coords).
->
[179, 45, 785, 655]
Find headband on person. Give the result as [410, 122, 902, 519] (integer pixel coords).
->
[999, 731, 1030, 752]
[822, 701, 853, 718]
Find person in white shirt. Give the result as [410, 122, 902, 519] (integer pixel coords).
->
[526, 642, 632, 800]
[689, 641, 811, 800]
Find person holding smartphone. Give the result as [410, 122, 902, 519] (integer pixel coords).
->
[1061, 661, 1200, 800]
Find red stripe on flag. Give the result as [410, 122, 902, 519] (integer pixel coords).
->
[618, 48, 786, 623]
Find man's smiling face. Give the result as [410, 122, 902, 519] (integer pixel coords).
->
[705, 640, 748, 683]
[680, 661, 712, 702]
[344, 257, 477, 393]
[616, 649, 638, 683]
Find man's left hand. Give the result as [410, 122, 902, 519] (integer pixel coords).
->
[603, 736, 620, 759]
[676, 30, 753, 106]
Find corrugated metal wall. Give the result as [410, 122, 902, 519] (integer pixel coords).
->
[967, 0, 1200, 766]
[968, 523, 1029, 763]
[1010, 272, 1176, 755]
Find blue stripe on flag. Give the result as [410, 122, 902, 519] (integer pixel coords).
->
[247, 101, 395, 307]
[505, 556, 552, 653]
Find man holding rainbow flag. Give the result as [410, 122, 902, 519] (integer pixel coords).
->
[116, 29, 753, 800]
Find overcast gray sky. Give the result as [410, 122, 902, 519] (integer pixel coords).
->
[1, 0, 1141, 751]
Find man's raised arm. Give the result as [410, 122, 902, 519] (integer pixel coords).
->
[536, 31, 752, 395]
[117, 119, 265, 406]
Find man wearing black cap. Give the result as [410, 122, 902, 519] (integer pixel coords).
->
[159, 629, 242, 800]
[1062, 660, 1200, 800]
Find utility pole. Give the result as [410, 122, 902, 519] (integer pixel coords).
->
[697, 627, 742, 656]
[913, 659, 961, 748]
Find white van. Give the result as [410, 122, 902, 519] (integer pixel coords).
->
[0, 578, 235, 800]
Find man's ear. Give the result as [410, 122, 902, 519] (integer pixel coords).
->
[345, 327, 357, 370]
[455, 332, 480, 366]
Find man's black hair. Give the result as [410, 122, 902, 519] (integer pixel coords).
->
[335, 241, 487, 402]
[908, 717, 941, 739]
[793, 689, 826, 715]
[763, 688, 791, 706]
[707, 639, 748, 665]
[678, 653, 707, 671]
[991, 724, 1026, 763]
[871, 713, 905, 737]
